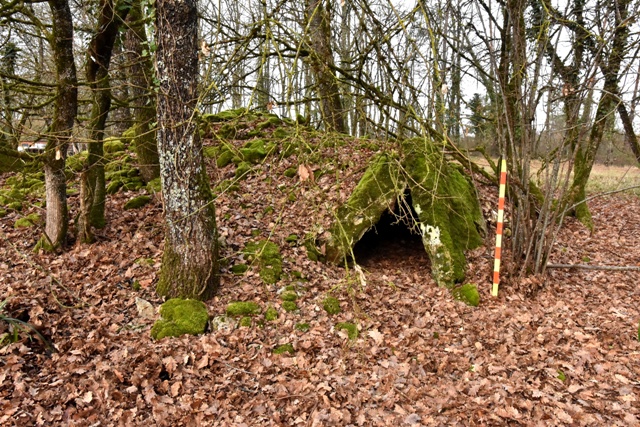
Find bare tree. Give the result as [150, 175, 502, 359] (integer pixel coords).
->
[155, 0, 219, 300]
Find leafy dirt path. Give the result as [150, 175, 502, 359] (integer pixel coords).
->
[1, 156, 639, 427]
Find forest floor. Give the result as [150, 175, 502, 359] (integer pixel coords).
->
[1, 124, 640, 426]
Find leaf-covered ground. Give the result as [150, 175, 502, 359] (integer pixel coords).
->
[1, 124, 639, 426]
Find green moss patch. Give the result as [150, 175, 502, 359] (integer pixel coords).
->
[280, 291, 298, 302]
[230, 264, 249, 275]
[273, 343, 295, 355]
[239, 316, 252, 327]
[146, 178, 162, 193]
[282, 301, 298, 312]
[295, 322, 310, 332]
[336, 322, 358, 340]
[104, 137, 126, 154]
[325, 154, 405, 263]
[14, 213, 40, 228]
[264, 306, 278, 322]
[124, 195, 152, 210]
[226, 301, 261, 317]
[322, 296, 341, 315]
[452, 283, 480, 307]
[150, 298, 208, 340]
[243, 240, 283, 284]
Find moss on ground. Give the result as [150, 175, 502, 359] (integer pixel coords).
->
[230, 264, 248, 275]
[452, 283, 480, 307]
[124, 195, 152, 210]
[264, 306, 278, 322]
[239, 316, 252, 327]
[273, 343, 295, 355]
[150, 298, 209, 340]
[243, 240, 283, 284]
[282, 301, 298, 312]
[336, 322, 358, 340]
[322, 296, 341, 315]
[280, 291, 298, 302]
[295, 323, 310, 332]
[226, 301, 261, 316]
[14, 213, 40, 228]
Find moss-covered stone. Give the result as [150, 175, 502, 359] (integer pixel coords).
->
[103, 137, 126, 154]
[235, 161, 252, 179]
[226, 301, 261, 317]
[106, 180, 124, 194]
[203, 108, 246, 123]
[336, 322, 358, 340]
[230, 264, 249, 275]
[243, 240, 283, 284]
[124, 195, 152, 210]
[273, 128, 289, 139]
[325, 154, 405, 263]
[295, 322, 310, 332]
[0, 208, 6, 218]
[216, 149, 235, 168]
[239, 139, 267, 164]
[324, 140, 485, 288]
[282, 301, 298, 312]
[66, 151, 88, 173]
[14, 213, 40, 228]
[402, 138, 485, 286]
[284, 167, 297, 178]
[285, 233, 298, 244]
[264, 306, 278, 322]
[146, 177, 162, 193]
[203, 146, 218, 159]
[273, 343, 295, 355]
[239, 316, 252, 327]
[452, 283, 480, 307]
[7, 201, 22, 211]
[150, 298, 209, 340]
[322, 296, 341, 315]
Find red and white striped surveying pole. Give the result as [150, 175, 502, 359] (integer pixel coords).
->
[492, 159, 507, 297]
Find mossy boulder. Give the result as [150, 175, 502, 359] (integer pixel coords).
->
[325, 154, 405, 263]
[324, 140, 485, 287]
[239, 139, 267, 164]
[235, 161, 252, 179]
[150, 298, 209, 340]
[452, 283, 480, 307]
[14, 213, 40, 228]
[243, 240, 283, 284]
[146, 178, 162, 193]
[124, 195, 152, 210]
[226, 301, 261, 317]
[402, 138, 485, 286]
[103, 137, 126, 154]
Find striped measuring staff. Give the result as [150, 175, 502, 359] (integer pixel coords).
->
[492, 159, 507, 297]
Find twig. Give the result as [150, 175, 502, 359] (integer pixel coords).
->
[546, 263, 640, 271]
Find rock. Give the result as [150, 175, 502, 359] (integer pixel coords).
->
[150, 298, 209, 340]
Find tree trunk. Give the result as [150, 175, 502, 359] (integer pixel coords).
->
[78, 0, 130, 243]
[305, 0, 345, 133]
[569, 0, 631, 228]
[125, 0, 160, 182]
[39, 0, 77, 250]
[155, 0, 219, 300]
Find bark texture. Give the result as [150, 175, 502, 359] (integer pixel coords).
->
[41, 0, 77, 250]
[155, 0, 219, 300]
[125, 0, 160, 182]
[78, 0, 129, 243]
